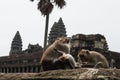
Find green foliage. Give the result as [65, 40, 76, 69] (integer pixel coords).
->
[30, 0, 66, 15]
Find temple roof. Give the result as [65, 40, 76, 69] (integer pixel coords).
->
[58, 17, 64, 25]
[0, 50, 43, 61]
[72, 34, 106, 41]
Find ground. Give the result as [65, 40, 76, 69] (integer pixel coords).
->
[0, 68, 120, 80]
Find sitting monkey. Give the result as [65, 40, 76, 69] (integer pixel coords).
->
[77, 49, 109, 68]
[40, 36, 71, 71]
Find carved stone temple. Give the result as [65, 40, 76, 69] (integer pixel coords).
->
[0, 18, 120, 73]
[0, 31, 43, 73]
[48, 17, 67, 45]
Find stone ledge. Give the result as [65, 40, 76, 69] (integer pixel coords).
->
[0, 68, 120, 80]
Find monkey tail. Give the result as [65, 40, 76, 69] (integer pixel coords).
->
[94, 62, 103, 68]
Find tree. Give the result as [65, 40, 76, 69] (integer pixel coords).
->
[30, 0, 66, 50]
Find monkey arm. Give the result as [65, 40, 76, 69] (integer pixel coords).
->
[65, 54, 78, 68]
[54, 48, 65, 55]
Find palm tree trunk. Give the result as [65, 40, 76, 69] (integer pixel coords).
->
[43, 14, 49, 51]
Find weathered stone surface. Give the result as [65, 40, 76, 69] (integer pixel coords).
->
[0, 73, 39, 80]
[0, 68, 120, 80]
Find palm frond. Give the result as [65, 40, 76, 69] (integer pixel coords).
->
[54, 0, 66, 8]
[38, 0, 53, 15]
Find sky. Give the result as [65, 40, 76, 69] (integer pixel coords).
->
[0, 0, 120, 56]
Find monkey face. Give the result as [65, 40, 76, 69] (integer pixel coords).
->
[55, 37, 70, 44]
[79, 54, 88, 62]
[79, 49, 90, 62]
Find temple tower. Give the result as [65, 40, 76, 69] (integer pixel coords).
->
[9, 31, 22, 55]
[48, 17, 67, 45]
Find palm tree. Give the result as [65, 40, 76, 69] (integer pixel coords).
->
[30, 0, 66, 50]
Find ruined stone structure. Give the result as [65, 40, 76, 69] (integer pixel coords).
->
[71, 34, 108, 51]
[0, 19, 120, 73]
[0, 51, 43, 73]
[48, 18, 67, 45]
[0, 31, 120, 73]
[0, 31, 43, 73]
[23, 43, 43, 53]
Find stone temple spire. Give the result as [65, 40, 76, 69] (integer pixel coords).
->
[9, 31, 22, 55]
[48, 17, 67, 45]
[58, 17, 64, 25]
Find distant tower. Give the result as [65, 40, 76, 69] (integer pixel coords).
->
[9, 31, 22, 55]
[48, 17, 67, 45]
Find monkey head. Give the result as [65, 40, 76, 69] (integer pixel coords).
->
[78, 49, 91, 62]
[54, 36, 70, 45]
[54, 36, 71, 53]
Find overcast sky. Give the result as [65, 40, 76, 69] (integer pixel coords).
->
[0, 0, 120, 56]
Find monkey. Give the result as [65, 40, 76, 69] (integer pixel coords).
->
[77, 49, 109, 68]
[40, 36, 71, 71]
